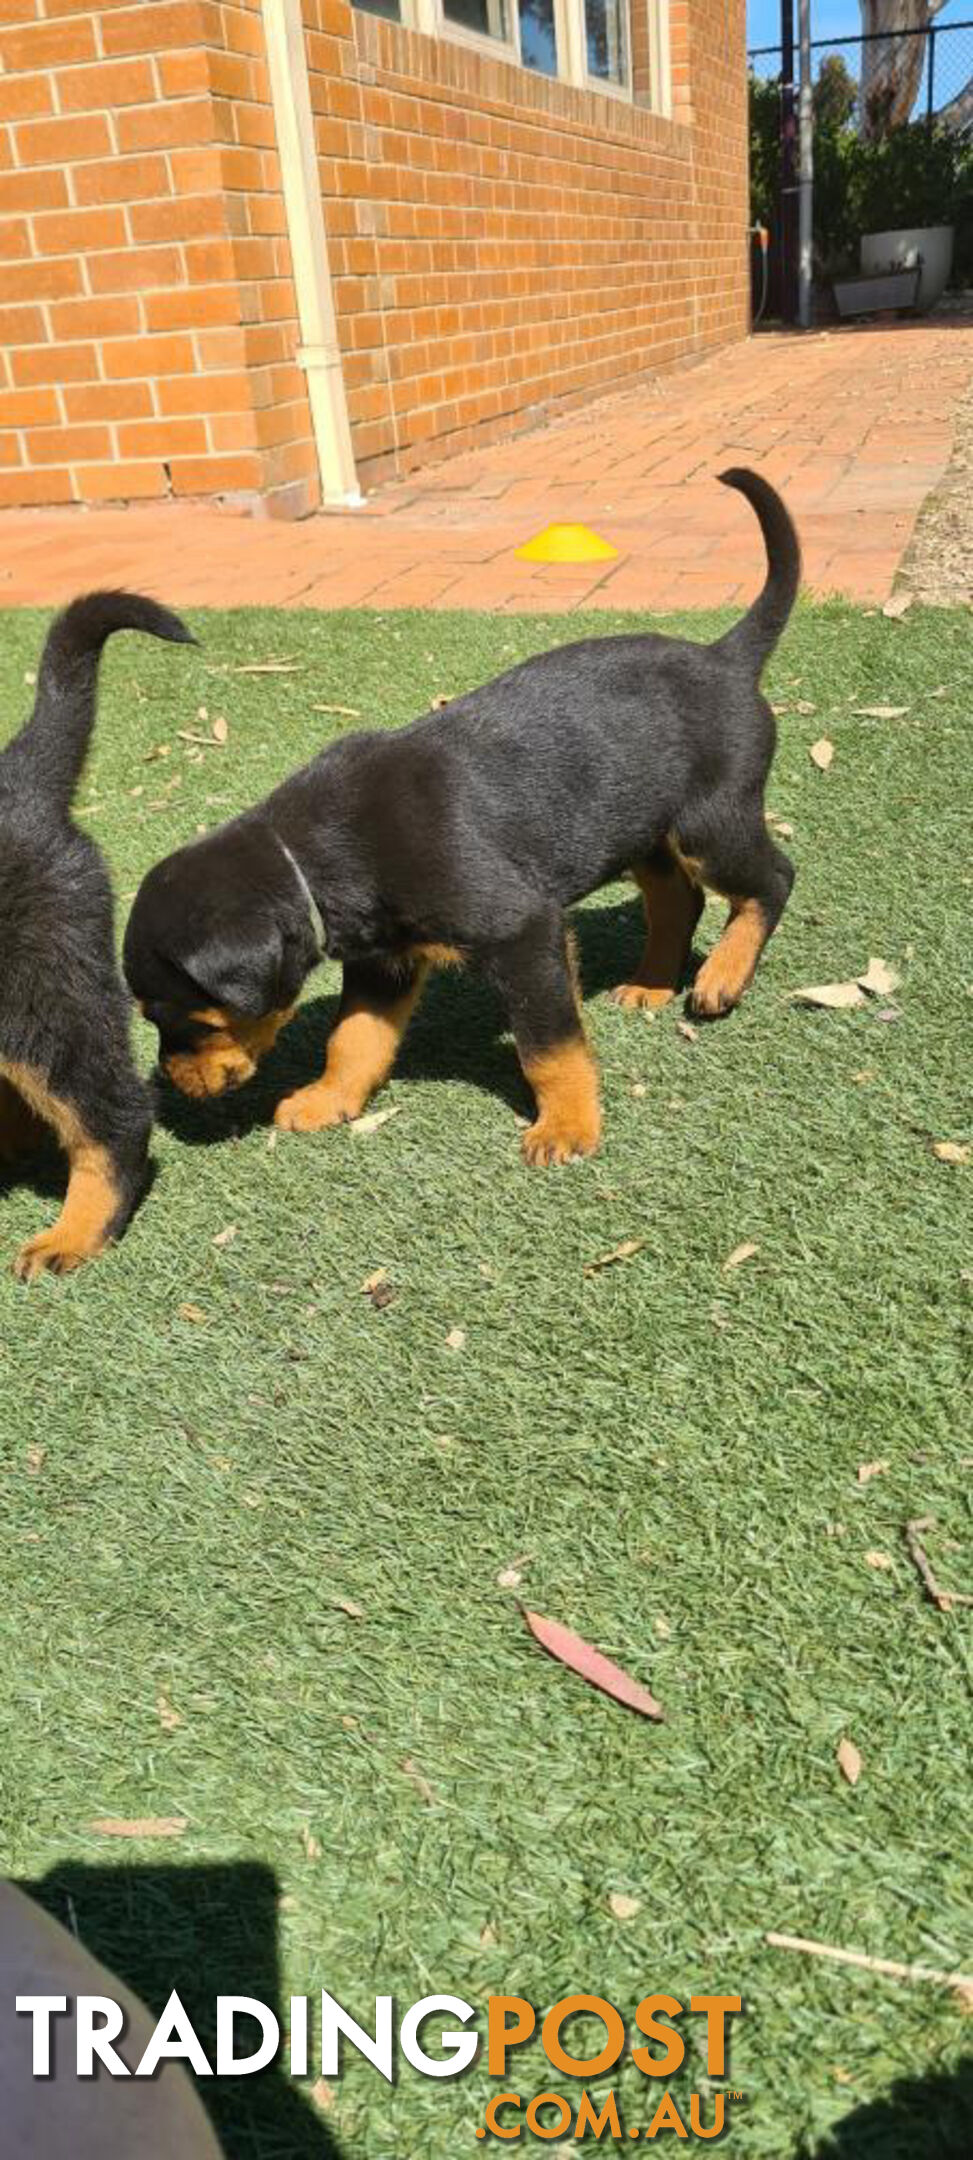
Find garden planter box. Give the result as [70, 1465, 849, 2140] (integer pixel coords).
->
[861, 225, 955, 313]
[833, 266, 922, 319]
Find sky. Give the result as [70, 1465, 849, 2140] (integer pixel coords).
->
[747, 1, 972, 53]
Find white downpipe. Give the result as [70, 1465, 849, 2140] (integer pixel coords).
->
[262, 0, 361, 506]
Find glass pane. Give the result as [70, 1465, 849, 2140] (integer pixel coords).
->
[519, 0, 558, 76]
[585, 0, 627, 85]
[353, 0, 402, 17]
[443, 0, 510, 40]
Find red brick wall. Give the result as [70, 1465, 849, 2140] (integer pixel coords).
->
[1, 0, 748, 512]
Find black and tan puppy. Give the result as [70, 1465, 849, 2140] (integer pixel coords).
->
[1, 592, 192, 1277]
[125, 470, 798, 1166]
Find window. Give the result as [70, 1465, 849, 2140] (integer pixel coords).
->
[584, 0, 627, 87]
[351, 0, 671, 115]
[355, 0, 402, 17]
[519, 0, 558, 78]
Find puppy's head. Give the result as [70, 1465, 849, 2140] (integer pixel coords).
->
[124, 821, 319, 1100]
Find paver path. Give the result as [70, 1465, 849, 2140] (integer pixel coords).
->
[2, 319, 969, 615]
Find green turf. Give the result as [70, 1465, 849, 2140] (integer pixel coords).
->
[0, 600, 970, 2159]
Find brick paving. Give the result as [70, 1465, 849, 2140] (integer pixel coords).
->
[2, 319, 969, 617]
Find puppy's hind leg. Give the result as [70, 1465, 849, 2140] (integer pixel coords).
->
[612, 849, 704, 1011]
[8, 1067, 150, 1281]
[487, 906, 601, 1167]
[686, 819, 795, 1019]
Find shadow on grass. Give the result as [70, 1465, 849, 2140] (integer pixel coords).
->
[154, 891, 708, 1145]
[24, 1861, 340, 2160]
[796, 2058, 973, 2160]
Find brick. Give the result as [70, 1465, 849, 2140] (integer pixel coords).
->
[74, 154, 170, 206]
[0, 167, 69, 214]
[143, 283, 240, 332]
[101, 333, 197, 379]
[0, 216, 30, 260]
[49, 296, 141, 340]
[58, 58, 157, 113]
[156, 370, 250, 416]
[0, 72, 53, 122]
[31, 207, 127, 256]
[74, 460, 170, 500]
[0, 468, 75, 509]
[0, 385, 60, 428]
[63, 380, 154, 422]
[26, 423, 112, 466]
[87, 246, 185, 295]
[117, 416, 208, 457]
[12, 344, 100, 387]
[129, 195, 226, 244]
[15, 114, 112, 167]
[116, 99, 216, 155]
[3, 256, 84, 300]
[167, 145, 226, 194]
[156, 49, 211, 97]
[0, 19, 97, 73]
[101, 4, 216, 58]
[169, 452, 263, 495]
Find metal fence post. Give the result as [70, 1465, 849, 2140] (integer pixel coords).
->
[927, 24, 936, 129]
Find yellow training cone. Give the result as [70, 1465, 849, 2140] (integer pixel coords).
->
[515, 522, 618, 564]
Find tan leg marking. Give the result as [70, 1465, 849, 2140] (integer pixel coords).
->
[613, 858, 704, 1011]
[521, 1037, 602, 1167]
[690, 897, 768, 1016]
[274, 967, 428, 1134]
[1, 1059, 122, 1281]
[165, 1005, 296, 1100]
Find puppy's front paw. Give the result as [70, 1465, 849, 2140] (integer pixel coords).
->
[274, 1083, 352, 1133]
[521, 1115, 600, 1168]
[13, 1228, 99, 1281]
[612, 983, 677, 1011]
[687, 961, 738, 1019]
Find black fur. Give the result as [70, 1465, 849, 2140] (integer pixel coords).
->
[125, 471, 799, 1150]
[1, 592, 194, 1274]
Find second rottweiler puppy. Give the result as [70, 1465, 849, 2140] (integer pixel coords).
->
[124, 469, 799, 1166]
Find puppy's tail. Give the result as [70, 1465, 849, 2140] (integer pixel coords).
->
[713, 468, 801, 675]
[19, 590, 195, 806]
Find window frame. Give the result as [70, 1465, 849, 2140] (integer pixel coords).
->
[367, 0, 671, 116]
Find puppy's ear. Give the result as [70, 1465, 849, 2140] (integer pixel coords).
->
[182, 917, 309, 1019]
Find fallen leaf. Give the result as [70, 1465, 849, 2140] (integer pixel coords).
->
[211, 715, 228, 745]
[212, 1224, 238, 1249]
[266, 1129, 278, 1151]
[90, 1817, 187, 1839]
[177, 1303, 207, 1324]
[837, 1737, 862, 1787]
[334, 1598, 364, 1620]
[676, 1020, 699, 1043]
[882, 593, 912, 618]
[348, 1106, 399, 1135]
[858, 958, 900, 997]
[766, 811, 795, 838]
[400, 1757, 436, 1805]
[857, 1459, 889, 1485]
[232, 659, 301, 675]
[932, 1141, 970, 1166]
[445, 1326, 467, 1352]
[852, 705, 910, 720]
[865, 1550, 893, 1571]
[631, 1081, 647, 1098]
[792, 981, 866, 1010]
[723, 1241, 758, 1271]
[156, 1693, 182, 1731]
[144, 742, 170, 762]
[26, 1444, 45, 1477]
[810, 737, 835, 771]
[497, 1566, 522, 1589]
[479, 1922, 498, 1948]
[310, 2078, 336, 2113]
[584, 1237, 645, 1276]
[796, 699, 817, 714]
[520, 1608, 663, 1720]
[312, 703, 362, 719]
[608, 1892, 642, 1921]
[952, 1980, 973, 2014]
[300, 1825, 322, 1860]
[431, 693, 451, 709]
[654, 1616, 672, 1638]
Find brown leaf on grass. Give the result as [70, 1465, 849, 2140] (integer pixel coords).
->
[479, 1922, 498, 1948]
[796, 699, 817, 715]
[26, 1444, 45, 1477]
[497, 1566, 523, 1589]
[210, 715, 228, 744]
[310, 2078, 336, 2114]
[90, 1817, 187, 1839]
[144, 742, 171, 763]
[445, 1326, 466, 1351]
[300, 1825, 322, 1860]
[361, 1266, 396, 1310]
[348, 1106, 399, 1135]
[858, 1459, 889, 1485]
[212, 1224, 238, 1249]
[431, 693, 452, 709]
[334, 1598, 364, 1620]
[723, 1241, 759, 1271]
[676, 1020, 699, 1043]
[400, 1757, 436, 1806]
[882, 594, 913, 619]
[837, 1738, 862, 1787]
[312, 703, 362, 720]
[583, 1237, 645, 1277]
[156, 1693, 182, 1732]
[232, 659, 301, 675]
[608, 1892, 642, 1921]
[792, 981, 866, 1010]
[852, 704, 910, 720]
[520, 1608, 663, 1720]
[766, 811, 795, 838]
[857, 958, 900, 997]
[177, 1303, 207, 1325]
[932, 1141, 971, 1166]
[810, 737, 835, 771]
[865, 1550, 894, 1571]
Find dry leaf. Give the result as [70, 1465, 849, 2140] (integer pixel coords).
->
[334, 1598, 364, 1620]
[177, 1303, 207, 1324]
[520, 1608, 663, 1720]
[852, 705, 910, 720]
[865, 1550, 893, 1571]
[882, 594, 912, 618]
[156, 1693, 182, 1732]
[857, 1459, 889, 1485]
[584, 1237, 645, 1276]
[431, 693, 451, 709]
[26, 1444, 45, 1477]
[796, 699, 817, 715]
[810, 737, 835, 770]
[90, 1817, 187, 1839]
[212, 1224, 238, 1248]
[400, 1757, 436, 1805]
[792, 981, 865, 1010]
[361, 1267, 396, 1310]
[858, 958, 900, 997]
[232, 659, 301, 675]
[837, 1738, 862, 1787]
[932, 1141, 970, 1166]
[310, 2078, 336, 2113]
[445, 1326, 466, 1351]
[479, 1922, 498, 1948]
[608, 1892, 642, 1921]
[766, 811, 795, 838]
[952, 1980, 973, 2014]
[312, 703, 362, 720]
[497, 1566, 522, 1589]
[211, 715, 228, 745]
[348, 1106, 399, 1135]
[300, 1825, 322, 1860]
[724, 1241, 758, 1271]
[677, 1020, 699, 1043]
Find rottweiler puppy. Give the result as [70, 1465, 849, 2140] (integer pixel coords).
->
[1, 592, 192, 1277]
[125, 469, 798, 1166]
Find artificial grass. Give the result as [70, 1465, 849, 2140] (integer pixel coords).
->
[0, 598, 970, 2159]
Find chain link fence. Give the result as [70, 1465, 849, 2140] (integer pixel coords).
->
[749, 19, 973, 134]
